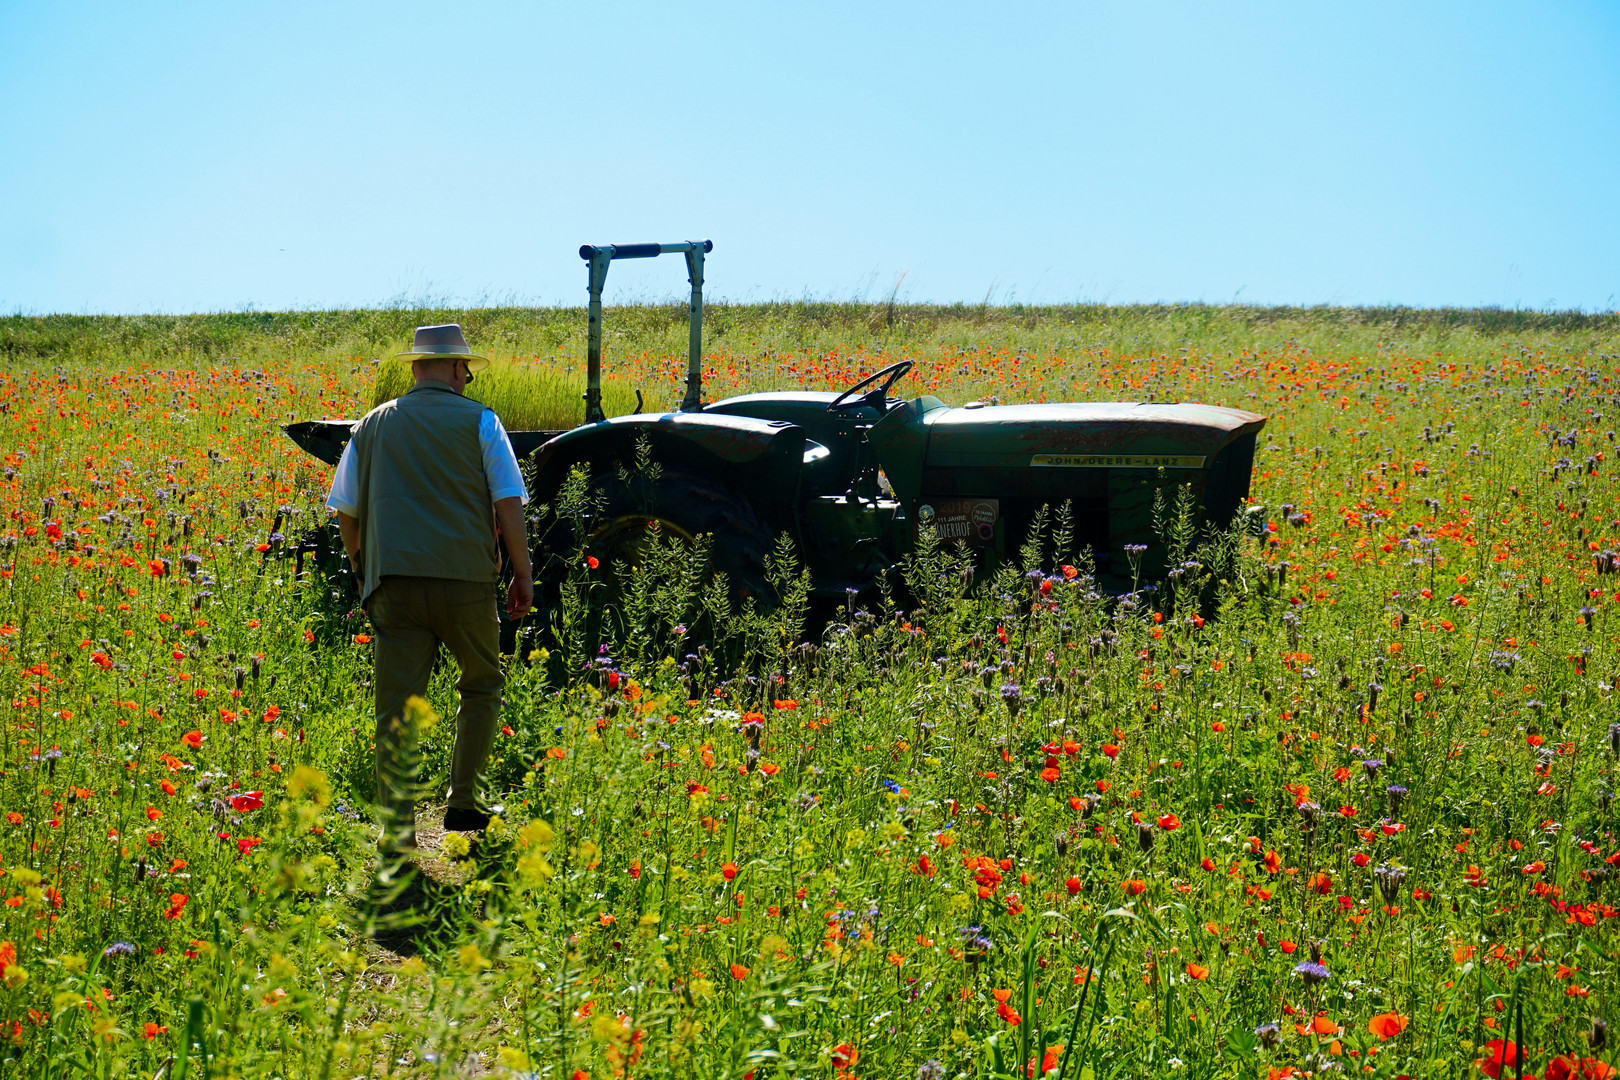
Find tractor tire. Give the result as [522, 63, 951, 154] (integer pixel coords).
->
[594, 469, 774, 604]
[531, 468, 776, 619]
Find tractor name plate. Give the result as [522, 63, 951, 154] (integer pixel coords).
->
[917, 498, 998, 544]
[1031, 453, 1205, 469]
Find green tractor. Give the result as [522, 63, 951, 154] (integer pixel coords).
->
[288, 240, 1265, 614]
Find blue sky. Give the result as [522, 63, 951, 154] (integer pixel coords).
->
[3, 0, 1617, 313]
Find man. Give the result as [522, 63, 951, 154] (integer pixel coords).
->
[326, 323, 533, 852]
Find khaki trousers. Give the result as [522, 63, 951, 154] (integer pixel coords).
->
[368, 576, 503, 847]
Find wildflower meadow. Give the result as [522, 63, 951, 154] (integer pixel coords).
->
[2, 303, 1618, 1080]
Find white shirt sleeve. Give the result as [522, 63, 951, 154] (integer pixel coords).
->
[326, 440, 361, 517]
[480, 410, 529, 504]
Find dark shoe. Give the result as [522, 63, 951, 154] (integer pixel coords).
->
[443, 807, 490, 832]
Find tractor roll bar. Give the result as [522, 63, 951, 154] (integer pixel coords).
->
[579, 239, 713, 423]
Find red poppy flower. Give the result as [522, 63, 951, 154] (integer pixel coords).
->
[1157, 813, 1180, 830]
[1545, 1055, 1617, 1080]
[1474, 1039, 1517, 1078]
[229, 791, 264, 813]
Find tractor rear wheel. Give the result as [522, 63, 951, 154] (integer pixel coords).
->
[587, 469, 774, 603]
[530, 468, 775, 624]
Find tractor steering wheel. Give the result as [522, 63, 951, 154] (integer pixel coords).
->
[827, 360, 914, 414]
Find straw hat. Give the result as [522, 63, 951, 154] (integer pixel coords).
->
[394, 323, 490, 372]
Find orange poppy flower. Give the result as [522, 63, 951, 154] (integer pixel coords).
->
[1366, 1012, 1408, 1040]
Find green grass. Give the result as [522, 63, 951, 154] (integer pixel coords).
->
[7, 301, 1617, 369]
[370, 357, 646, 432]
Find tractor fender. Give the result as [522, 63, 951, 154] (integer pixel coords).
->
[527, 411, 806, 523]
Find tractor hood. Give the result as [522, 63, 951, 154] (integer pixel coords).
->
[528, 410, 804, 474]
[917, 402, 1266, 468]
[868, 399, 1266, 571]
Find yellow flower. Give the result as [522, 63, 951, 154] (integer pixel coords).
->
[287, 765, 331, 805]
[454, 944, 491, 973]
[517, 818, 556, 851]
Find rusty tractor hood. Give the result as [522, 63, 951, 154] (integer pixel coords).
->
[914, 401, 1266, 469]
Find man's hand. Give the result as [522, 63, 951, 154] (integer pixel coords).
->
[336, 512, 362, 575]
[506, 573, 534, 619]
[493, 497, 535, 620]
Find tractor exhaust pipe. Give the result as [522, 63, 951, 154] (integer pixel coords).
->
[579, 239, 713, 423]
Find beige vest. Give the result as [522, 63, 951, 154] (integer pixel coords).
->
[350, 380, 498, 601]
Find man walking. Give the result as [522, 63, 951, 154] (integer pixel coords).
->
[326, 323, 532, 852]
